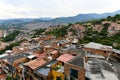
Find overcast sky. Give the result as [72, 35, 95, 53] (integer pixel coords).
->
[0, 0, 120, 19]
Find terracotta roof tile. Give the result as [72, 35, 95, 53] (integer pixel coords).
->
[34, 53, 47, 58]
[57, 54, 74, 63]
[0, 73, 6, 79]
[24, 58, 47, 69]
[50, 50, 58, 54]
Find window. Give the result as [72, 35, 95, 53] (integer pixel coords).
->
[57, 76, 62, 80]
[39, 76, 43, 80]
[104, 51, 106, 53]
[70, 68, 78, 79]
[34, 73, 40, 79]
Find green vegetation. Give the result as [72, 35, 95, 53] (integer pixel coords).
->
[106, 14, 120, 22]
[0, 50, 5, 55]
[114, 14, 120, 20]
[6, 76, 16, 80]
[3, 30, 20, 42]
[46, 26, 68, 37]
[6, 76, 13, 80]
[81, 32, 114, 46]
[100, 23, 110, 36]
[44, 14, 120, 49]
[92, 20, 102, 25]
[80, 14, 120, 49]
[5, 41, 22, 50]
[81, 31, 120, 49]
[0, 40, 23, 54]
[69, 28, 77, 35]
[34, 28, 46, 35]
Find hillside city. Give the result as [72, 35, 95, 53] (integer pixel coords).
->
[0, 14, 120, 80]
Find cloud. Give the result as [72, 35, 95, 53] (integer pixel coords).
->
[0, 1, 40, 19]
[0, 0, 120, 19]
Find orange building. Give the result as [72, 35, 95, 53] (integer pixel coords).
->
[64, 54, 85, 80]
[23, 58, 47, 80]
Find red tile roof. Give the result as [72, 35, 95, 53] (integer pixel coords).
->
[50, 50, 58, 54]
[57, 54, 74, 63]
[24, 58, 47, 69]
[0, 73, 6, 79]
[34, 53, 47, 58]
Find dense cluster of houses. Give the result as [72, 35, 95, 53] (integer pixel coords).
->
[0, 35, 119, 80]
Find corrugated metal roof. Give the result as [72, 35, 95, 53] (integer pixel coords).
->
[36, 60, 57, 76]
[3, 53, 31, 65]
[37, 68, 50, 76]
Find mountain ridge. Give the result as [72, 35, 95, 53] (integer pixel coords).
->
[0, 10, 120, 30]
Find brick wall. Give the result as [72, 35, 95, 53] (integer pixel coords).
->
[85, 48, 110, 57]
[64, 63, 85, 80]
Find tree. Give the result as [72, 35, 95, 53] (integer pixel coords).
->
[114, 14, 120, 20]
[69, 28, 77, 35]
[103, 23, 110, 28]
[0, 40, 23, 54]
[5, 41, 22, 50]
[99, 23, 110, 36]
[100, 39, 113, 46]
[92, 20, 101, 25]
[34, 28, 46, 35]
[46, 26, 68, 37]
[6, 76, 16, 80]
[0, 50, 5, 54]
[107, 16, 112, 21]
[3, 30, 20, 42]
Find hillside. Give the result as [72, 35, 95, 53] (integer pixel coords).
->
[44, 14, 120, 49]
[0, 10, 120, 30]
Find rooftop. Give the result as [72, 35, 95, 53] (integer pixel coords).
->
[68, 54, 84, 67]
[2, 53, 31, 65]
[27, 55, 36, 59]
[50, 50, 58, 55]
[34, 52, 47, 58]
[37, 67, 50, 76]
[30, 45, 42, 51]
[85, 58, 118, 80]
[84, 42, 112, 51]
[112, 49, 120, 54]
[67, 48, 85, 57]
[36, 60, 57, 76]
[57, 54, 74, 63]
[24, 58, 47, 69]
[0, 53, 8, 59]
